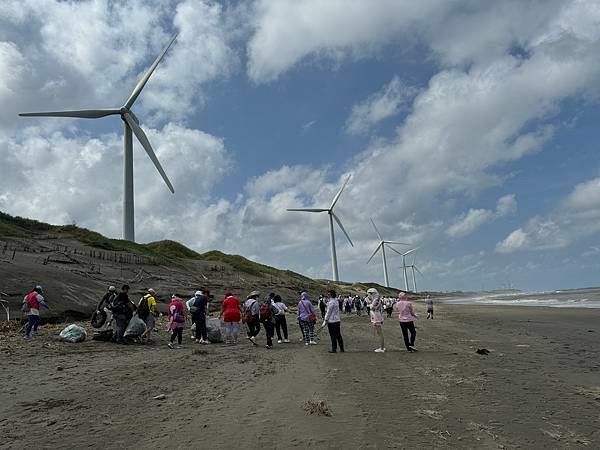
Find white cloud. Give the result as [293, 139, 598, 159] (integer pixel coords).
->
[345, 76, 418, 134]
[446, 194, 517, 238]
[496, 228, 529, 253]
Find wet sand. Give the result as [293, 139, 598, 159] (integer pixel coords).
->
[1, 303, 598, 449]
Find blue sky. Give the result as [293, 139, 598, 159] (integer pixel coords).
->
[1, 0, 600, 292]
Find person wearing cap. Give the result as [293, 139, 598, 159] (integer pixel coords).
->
[220, 291, 242, 344]
[367, 288, 386, 353]
[167, 294, 186, 349]
[99, 286, 117, 311]
[244, 290, 261, 344]
[139, 288, 159, 342]
[394, 292, 418, 352]
[189, 290, 209, 344]
[22, 285, 49, 340]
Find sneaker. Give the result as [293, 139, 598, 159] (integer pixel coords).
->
[408, 346, 417, 352]
[374, 348, 386, 353]
[328, 350, 337, 353]
[305, 342, 309, 346]
[195, 339, 201, 344]
[309, 341, 317, 345]
[277, 340, 282, 344]
[265, 345, 272, 349]
[283, 339, 290, 343]
[168, 343, 174, 349]
[23, 335, 31, 340]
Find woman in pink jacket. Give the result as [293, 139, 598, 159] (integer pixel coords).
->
[394, 292, 418, 352]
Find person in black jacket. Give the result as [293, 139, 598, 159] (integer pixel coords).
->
[190, 290, 208, 344]
[111, 285, 134, 344]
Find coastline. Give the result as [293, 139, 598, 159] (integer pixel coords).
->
[1, 302, 598, 448]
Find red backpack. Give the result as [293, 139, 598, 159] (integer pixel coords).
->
[259, 303, 271, 322]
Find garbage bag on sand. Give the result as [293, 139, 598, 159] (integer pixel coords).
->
[124, 316, 146, 337]
[59, 324, 87, 343]
[206, 318, 223, 343]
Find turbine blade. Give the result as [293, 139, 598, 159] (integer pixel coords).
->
[286, 208, 328, 212]
[370, 218, 383, 241]
[125, 33, 178, 109]
[366, 242, 382, 264]
[384, 240, 411, 245]
[330, 174, 352, 209]
[123, 112, 174, 193]
[332, 212, 353, 247]
[19, 109, 120, 119]
[414, 266, 424, 276]
[403, 246, 420, 256]
[388, 246, 404, 256]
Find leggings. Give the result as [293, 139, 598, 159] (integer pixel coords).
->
[299, 320, 315, 344]
[399, 321, 416, 350]
[275, 315, 288, 340]
[170, 328, 183, 344]
[263, 321, 275, 347]
[223, 322, 240, 341]
[327, 321, 344, 352]
[194, 315, 207, 341]
[25, 315, 41, 337]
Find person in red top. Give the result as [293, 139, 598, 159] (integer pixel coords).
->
[220, 291, 242, 345]
[167, 295, 186, 349]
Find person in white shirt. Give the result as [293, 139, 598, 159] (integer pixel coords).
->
[273, 294, 289, 343]
[322, 289, 344, 353]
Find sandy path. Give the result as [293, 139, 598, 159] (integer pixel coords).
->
[1, 304, 598, 449]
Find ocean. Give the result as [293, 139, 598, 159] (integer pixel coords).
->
[445, 287, 600, 309]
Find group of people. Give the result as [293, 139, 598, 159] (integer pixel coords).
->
[21, 283, 433, 354]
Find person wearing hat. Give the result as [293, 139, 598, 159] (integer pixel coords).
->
[297, 292, 317, 346]
[189, 290, 209, 344]
[394, 292, 418, 352]
[139, 288, 159, 342]
[244, 290, 261, 344]
[367, 288, 386, 353]
[322, 289, 344, 353]
[220, 291, 242, 344]
[22, 285, 49, 340]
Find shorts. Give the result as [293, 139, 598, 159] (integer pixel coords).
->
[144, 314, 156, 329]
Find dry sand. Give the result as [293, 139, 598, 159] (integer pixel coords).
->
[1, 303, 598, 449]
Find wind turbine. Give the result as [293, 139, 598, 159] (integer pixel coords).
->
[404, 254, 424, 293]
[19, 34, 178, 242]
[366, 218, 409, 287]
[391, 247, 419, 291]
[287, 175, 353, 282]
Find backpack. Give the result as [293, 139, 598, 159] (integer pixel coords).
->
[173, 310, 185, 323]
[259, 303, 272, 322]
[243, 300, 256, 323]
[137, 296, 150, 320]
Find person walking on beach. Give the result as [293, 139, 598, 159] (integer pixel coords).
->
[190, 290, 209, 344]
[344, 297, 352, 315]
[167, 295, 186, 349]
[355, 296, 363, 316]
[22, 285, 49, 340]
[385, 298, 394, 318]
[220, 291, 242, 345]
[394, 292, 418, 352]
[244, 291, 261, 345]
[111, 285, 134, 344]
[259, 296, 279, 349]
[273, 294, 290, 343]
[367, 288, 386, 353]
[322, 289, 344, 353]
[138, 288, 158, 342]
[425, 295, 434, 319]
[298, 292, 317, 346]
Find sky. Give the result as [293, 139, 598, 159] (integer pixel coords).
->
[1, 0, 600, 292]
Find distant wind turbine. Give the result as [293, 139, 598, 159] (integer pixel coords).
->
[19, 34, 178, 242]
[366, 218, 409, 287]
[287, 175, 353, 282]
[391, 246, 419, 291]
[404, 254, 424, 293]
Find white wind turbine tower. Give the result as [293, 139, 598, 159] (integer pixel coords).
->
[391, 247, 419, 291]
[404, 254, 424, 293]
[287, 175, 353, 282]
[366, 218, 409, 287]
[19, 34, 178, 242]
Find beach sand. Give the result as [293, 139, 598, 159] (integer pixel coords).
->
[1, 303, 598, 448]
